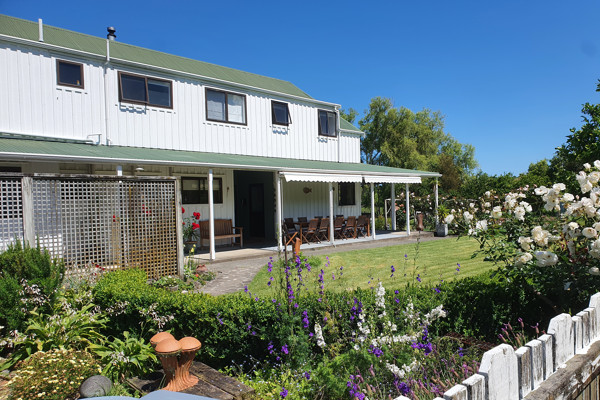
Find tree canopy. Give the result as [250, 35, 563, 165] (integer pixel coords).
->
[358, 97, 477, 192]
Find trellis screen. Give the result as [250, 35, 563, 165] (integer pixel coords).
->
[0, 174, 179, 279]
[0, 176, 23, 251]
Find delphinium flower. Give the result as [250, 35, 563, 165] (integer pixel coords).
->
[302, 310, 309, 328]
[347, 375, 366, 400]
[391, 265, 395, 278]
[281, 344, 289, 355]
[279, 387, 288, 398]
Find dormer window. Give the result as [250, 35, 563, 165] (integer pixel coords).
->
[272, 101, 291, 126]
[206, 88, 246, 125]
[57, 60, 83, 88]
[118, 72, 172, 108]
[318, 110, 337, 137]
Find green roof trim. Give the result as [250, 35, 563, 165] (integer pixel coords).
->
[0, 137, 440, 178]
[340, 118, 362, 133]
[0, 15, 313, 100]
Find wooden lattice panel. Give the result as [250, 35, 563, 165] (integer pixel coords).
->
[31, 177, 178, 278]
[0, 178, 24, 251]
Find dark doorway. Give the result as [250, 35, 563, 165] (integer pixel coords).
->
[249, 184, 265, 237]
[234, 171, 275, 245]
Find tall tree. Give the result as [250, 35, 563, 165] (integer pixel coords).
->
[549, 80, 600, 189]
[359, 97, 478, 191]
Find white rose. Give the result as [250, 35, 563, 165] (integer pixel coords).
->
[593, 222, 600, 231]
[534, 186, 548, 196]
[491, 206, 502, 219]
[591, 239, 600, 259]
[444, 214, 454, 224]
[562, 193, 575, 202]
[514, 206, 526, 221]
[475, 220, 488, 232]
[463, 211, 473, 223]
[535, 251, 558, 267]
[594, 160, 600, 169]
[518, 236, 534, 251]
[582, 227, 598, 239]
[553, 183, 566, 191]
[515, 252, 533, 266]
[589, 171, 600, 184]
[484, 191, 491, 198]
[589, 267, 600, 275]
[584, 163, 592, 170]
[582, 181, 593, 194]
[531, 226, 549, 247]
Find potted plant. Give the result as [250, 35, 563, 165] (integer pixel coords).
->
[435, 205, 449, 237]
[182, 208, 201, 253]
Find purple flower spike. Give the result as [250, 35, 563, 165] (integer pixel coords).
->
[281, 344, 289, 354]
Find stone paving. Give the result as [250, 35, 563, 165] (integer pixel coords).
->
[197, 232, 451, 296]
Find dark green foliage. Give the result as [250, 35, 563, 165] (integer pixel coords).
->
[92, 268, 557, 372]
[0, 242, 64, 331]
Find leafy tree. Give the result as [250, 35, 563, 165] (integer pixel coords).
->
[358, 97, 478, 193]
[549, 80, 600, 190]
[516, 159, 552, 189]
[340, 108, 358, 124]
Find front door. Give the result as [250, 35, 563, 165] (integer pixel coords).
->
[249, 183, 265, 237]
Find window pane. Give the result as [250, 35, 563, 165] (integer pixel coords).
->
[327, 112, 336, 136]
[58, 61, 82, 87]
[228, 94, 245, 123]
[182, 179, 199, 191]
[207, 90, 226, 121]
[319, 111, 328, 135]
[273, 102, 289, 125]
[339, 183, 355, 206]
[121, 74, 147, 102]
[148, 79, 171, 107]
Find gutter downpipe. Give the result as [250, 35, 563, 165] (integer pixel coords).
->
[370, 183, 376, 240]
[208, 169, 215, 260]
[103, 39, 111, 146]
[405, 183, 410, 236]
[276, 173, 283, 251]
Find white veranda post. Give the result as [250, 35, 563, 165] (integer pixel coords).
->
[435, 178, 439, 225]
[405, 183, 410, 236]
[276, 173, 283, 251]
[329, 182, 334, 244]
[391, 183, 396, 231]
[208, 169, 215, 260]
[370, 182, 376, 239]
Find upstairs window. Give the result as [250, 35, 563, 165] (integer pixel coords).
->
[338, 182, 356, 206]
[318, 110, 337, 137]
[119, 72, 172, 108]
[57, 60, 84, 88]
[272, 101, 291, 126]
[206, 88, 246, 125]
[182, 177, 223, 204]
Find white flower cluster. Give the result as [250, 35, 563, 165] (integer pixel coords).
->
[423, 304, 447, 325]
[386, 359, 418, 379]
[535, 183, 567, 212]
[314, 322, 326, 348]
[375, 282, 386, 318]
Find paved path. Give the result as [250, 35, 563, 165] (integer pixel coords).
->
[198, 233, 452, 296]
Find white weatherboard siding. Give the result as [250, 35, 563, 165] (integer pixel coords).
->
[282, 181, 361, 220]
[0, 44, 105, 141]
[0, 43, 361, 163]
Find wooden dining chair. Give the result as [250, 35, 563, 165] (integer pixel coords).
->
[356, 215, 369, 238]
[283, 218, 297, 234]
[317, 218, 330, 241]
[303, 219, 320, 243]
[344, 216, 357, 238]
[334, 216, 345, 239]
[298, 217, 307, 223]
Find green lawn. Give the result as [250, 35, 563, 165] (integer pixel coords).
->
[246, 237, 496, 297]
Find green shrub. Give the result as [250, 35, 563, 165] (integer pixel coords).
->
[91, 331, 158, 382]
[0, 242, 64, 331]
[2, 297, 107, 370]
[8, 349, 100, 400]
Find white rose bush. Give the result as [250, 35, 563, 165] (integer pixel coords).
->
[446, 161, 600, 312]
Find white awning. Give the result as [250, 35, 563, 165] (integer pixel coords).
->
[363, 175, 422, 184]
[281, 172, 363, 183]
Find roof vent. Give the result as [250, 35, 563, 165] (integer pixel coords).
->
[107, 26, 116, 41]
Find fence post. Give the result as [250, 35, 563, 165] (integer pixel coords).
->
[548, 313, 574, 370]
[525, 339, 544, 389]
[479, 344, 519, 400]
[443, 384, 467, 400]
[462, 374, 485, 400]
[21, 176, 35, 247]
[175, 178, 184, 278]
[516, 346, 532, 398]
[537, 334, 553, 379]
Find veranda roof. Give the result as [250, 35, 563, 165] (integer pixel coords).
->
[0, 136, 441, 181]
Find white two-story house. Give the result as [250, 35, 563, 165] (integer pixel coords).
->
[0, 14, 440, 261]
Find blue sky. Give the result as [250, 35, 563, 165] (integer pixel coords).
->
[2, 0, 599, 175]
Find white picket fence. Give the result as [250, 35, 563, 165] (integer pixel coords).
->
[397, 292, 600, 400]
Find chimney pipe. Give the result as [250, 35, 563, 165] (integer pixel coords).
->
[38, 18, 44, 42]
[107, 27, 116, 41]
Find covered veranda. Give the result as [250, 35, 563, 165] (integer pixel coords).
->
[0, 136, 442, 262]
